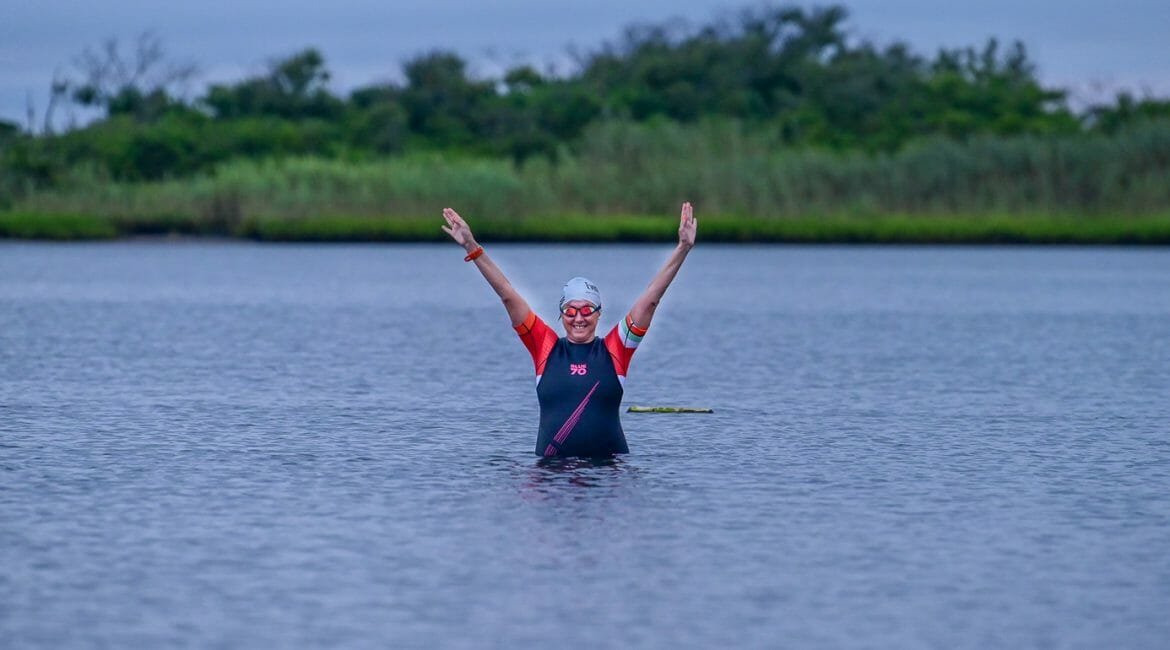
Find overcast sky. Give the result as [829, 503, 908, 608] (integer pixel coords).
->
[3, 0, 1169, 128]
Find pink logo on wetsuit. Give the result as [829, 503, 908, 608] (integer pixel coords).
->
[544, 380, 601, 457]
[569, 363, 588, 375]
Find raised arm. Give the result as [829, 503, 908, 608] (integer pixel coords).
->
[628, 202, 697, 330]
[442, 207, 531, 326]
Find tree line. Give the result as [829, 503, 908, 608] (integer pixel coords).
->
[2, 4, 1169, 197]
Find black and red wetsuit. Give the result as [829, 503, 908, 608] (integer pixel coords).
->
[514, 311, 648, 457]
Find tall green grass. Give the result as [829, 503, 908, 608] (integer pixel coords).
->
[232, 213, 1170, 244]
[5, 119, 1170, 242]
[0, 212, 118, 239]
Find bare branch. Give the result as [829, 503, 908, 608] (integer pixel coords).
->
[43, 70, 70, 134]
[134, 31, 163, 85]
[66, 32, 200, 116]
[25, 91, 35, 133]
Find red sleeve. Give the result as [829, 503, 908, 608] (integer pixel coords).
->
[514, 311, 558, 377]
[603, 314, 649, 379]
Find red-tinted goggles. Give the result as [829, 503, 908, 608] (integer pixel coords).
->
[560, 304, 600, 318]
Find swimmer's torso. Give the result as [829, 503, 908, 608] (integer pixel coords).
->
[515, 311, 647, 457]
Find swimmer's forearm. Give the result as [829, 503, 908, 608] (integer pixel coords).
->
[629, 243, 692, 328]
[467, 245, 531, 326]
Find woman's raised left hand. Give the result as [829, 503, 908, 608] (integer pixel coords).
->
[678, 202, 697, 250]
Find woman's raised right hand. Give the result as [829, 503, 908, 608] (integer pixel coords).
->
[441, 207, 477, 250]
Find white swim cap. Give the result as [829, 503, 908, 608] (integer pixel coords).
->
[560, 276, 601, 309]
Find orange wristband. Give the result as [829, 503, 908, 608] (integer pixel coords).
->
[464, 246, 484, 262]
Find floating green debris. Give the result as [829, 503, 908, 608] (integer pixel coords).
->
[627, 406, 714, 413]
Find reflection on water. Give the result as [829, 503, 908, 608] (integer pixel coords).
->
[534, 455, 623, 472]
[524, 456, 636, 495]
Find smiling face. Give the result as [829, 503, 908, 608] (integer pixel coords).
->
[561, 300, 601, 344]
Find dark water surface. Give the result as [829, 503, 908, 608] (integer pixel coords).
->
[2, 242, 1168, 648]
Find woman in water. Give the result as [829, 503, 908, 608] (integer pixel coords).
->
[442, 204, 698, 457]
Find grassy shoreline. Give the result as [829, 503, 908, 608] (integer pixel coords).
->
[4, 211, 1170, 244]
[5, 121, 1168, 244]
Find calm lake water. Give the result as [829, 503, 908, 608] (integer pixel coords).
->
[2, 241, 1168, 649]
